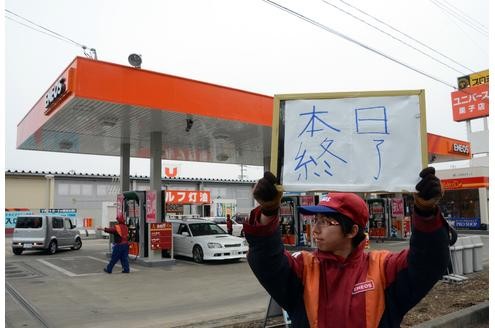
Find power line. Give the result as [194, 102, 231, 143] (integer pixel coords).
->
[5, 9, 97, 59]
[320, 0, 469, 75]
[430, 0, 488, 37]
[333, 0, 475, 73]
[262, 0, 458, 90]
[436, 0, 488, 31]
[5, 9, 85, 48]
[5, 16, 76, 47]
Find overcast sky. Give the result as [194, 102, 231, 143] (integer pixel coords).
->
[3, 0, 490, 179]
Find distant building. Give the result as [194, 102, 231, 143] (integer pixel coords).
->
[5, 170, 256, 234]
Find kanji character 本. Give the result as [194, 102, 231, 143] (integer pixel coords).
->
[298, 105, 340, 138]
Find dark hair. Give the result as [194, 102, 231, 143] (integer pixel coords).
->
[326, 213, 366, 248]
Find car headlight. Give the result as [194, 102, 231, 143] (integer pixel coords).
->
[207, 242, 223, 249]
[243, 240, 248, 246]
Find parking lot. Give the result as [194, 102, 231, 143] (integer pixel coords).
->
[5, 234, 489, 328]
[5, 237, 268, 328]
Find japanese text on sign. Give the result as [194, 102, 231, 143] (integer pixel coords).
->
[146, 191, 157, 223]
[150, 222, 172, 250]
[165, 190, 211, 204]
[451, 83, 489, 122]
[279, 93, 425, 192]
[457, 70, 489, 90]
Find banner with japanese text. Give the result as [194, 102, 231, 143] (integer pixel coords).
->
[165, 190, 211, 204]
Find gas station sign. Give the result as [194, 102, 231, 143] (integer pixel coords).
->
[150, 222, 172, 250]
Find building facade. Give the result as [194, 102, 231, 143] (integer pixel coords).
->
[5, 170, 256, 233]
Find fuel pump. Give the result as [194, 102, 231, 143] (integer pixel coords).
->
[117, 191, 148, 258]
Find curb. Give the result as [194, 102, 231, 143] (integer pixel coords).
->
[412, 301, 488, 328]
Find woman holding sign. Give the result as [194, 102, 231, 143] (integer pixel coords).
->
[244, 168, 455, 327]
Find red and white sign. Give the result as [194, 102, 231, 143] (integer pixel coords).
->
[146, 191, 157, 223]
[165, 190, 211, 204]
[116, 194, 124, 220]
[391, 198, 404, 217]
[150, 222, 172, 250]
[451, 83, 489, 122]
[164, 166, 180, 178]
[441, 177, 489, 190]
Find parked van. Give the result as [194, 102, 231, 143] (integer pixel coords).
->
[12, 215, 82, 255]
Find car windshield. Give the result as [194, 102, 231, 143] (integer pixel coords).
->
[188, 223, 227, 236]
[15, 216, 43, 229]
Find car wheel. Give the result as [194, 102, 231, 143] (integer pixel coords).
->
[193, 245, 204, 263]
[47, 240, 57, 255]
[12, 248, 23, 255]
[71, 237, 82, 250]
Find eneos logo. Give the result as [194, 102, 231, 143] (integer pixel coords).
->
[452, 143, 470, 154]
[44, 78, 66, 110]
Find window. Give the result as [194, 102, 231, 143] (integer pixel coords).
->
[58, 184, 69, 195]
[189, 223, 225, 236]
[96, 185, 107, 196]
[70, 184, 81, 195]
[178, 224, 190, 236]
[15, 216, 43, 229]
[64, 219, 73, 229]
[81, 184, 92, 196]
[52, 217, 64, 229]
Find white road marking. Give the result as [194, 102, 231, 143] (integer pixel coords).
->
[37, 256, 139, 276]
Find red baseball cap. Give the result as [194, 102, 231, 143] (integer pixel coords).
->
[299, 193, 369, 228]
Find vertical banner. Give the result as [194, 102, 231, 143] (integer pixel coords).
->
[117, 194, 124, 220]
[146, 191, 157, 223]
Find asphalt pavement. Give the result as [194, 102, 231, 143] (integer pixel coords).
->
[4, 234, 490, 328]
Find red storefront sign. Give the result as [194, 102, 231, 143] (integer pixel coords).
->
[451, 83, 489, 122]
[441, 177, 489, 190]
[150, 222, 172, 250]
[165, 190, 211, 204]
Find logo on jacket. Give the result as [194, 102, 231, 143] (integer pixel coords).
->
[352, 280, 375, 295]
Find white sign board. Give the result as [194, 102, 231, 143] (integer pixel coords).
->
[272, 91, 427, 192]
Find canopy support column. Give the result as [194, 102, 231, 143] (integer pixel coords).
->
[149, 131, 163, 259]
[120, 142, 130, 192]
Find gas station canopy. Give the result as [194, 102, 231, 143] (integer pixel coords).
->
[17, 57, 471, 168]
[17, 57, 273, 166]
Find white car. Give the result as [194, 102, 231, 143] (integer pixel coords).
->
[204, 217, 244, 237]
[169, 219, 248, 263]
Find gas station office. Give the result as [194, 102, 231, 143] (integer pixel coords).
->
[16, 56, 484, 262]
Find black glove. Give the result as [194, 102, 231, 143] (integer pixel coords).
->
[253, 171, 283, 216]
[414, 167, 443, 216]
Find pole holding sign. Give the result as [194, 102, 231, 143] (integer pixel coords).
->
[270, 90, 427, 192]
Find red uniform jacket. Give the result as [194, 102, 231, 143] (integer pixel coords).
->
[104, 223, 129, 245]
[244, 206, 450, 328]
